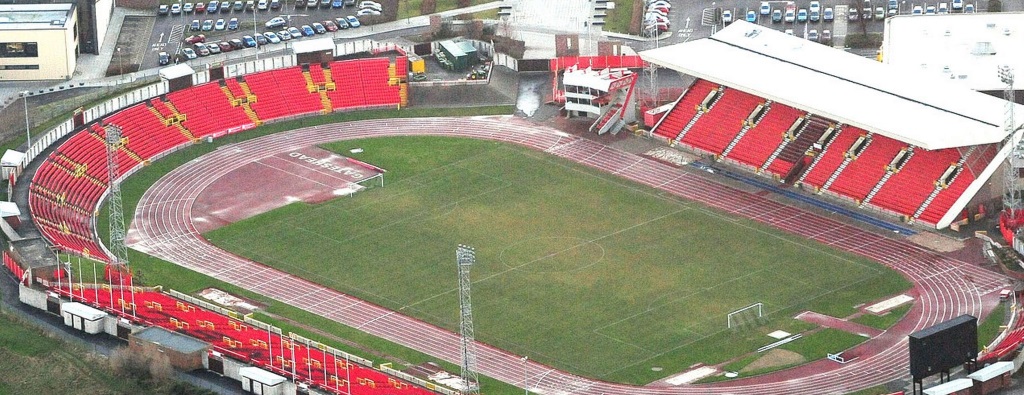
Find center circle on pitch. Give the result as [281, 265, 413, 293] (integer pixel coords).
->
[499, 237, 605, 273]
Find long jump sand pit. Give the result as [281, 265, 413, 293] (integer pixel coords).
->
[189, 146, 383, 233]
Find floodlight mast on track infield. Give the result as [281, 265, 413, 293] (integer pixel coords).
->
[457, 244, 481, 395]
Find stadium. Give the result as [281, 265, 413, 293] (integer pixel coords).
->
[2, 17, 1023, 395]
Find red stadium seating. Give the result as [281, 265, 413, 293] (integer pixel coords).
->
[29, 59, 403, 263]
[801, 128, 863, 189]
[680, 88, 763, 154]
[724, 103, 803, 168]
[50, 284, 437, 395]
[652, 79, 719, 140]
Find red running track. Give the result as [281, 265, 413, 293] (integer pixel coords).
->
[126, 116, 1011, 395]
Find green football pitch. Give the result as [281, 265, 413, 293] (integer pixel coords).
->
[204, 136, 910, 384]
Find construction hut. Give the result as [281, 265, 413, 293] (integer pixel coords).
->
[239, 366, 287, 395]
[130, 326, 210, 371]
[437, 40, 477, 71]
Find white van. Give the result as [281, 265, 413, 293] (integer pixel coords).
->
[938, 2, 949, 13]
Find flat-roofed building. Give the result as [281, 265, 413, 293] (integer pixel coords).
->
[0, 4, 79, 81]
[882, 13, 1024, 97]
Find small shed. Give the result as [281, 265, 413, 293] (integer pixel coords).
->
[130, 326, 210, 371]
[61, 302, 107, 334]
[1, 149, 25, 180]
[239, 366, 287, 395]
[437, 40, 476, 71]
[924, 378, 974, 395]
[968, 361, 1014, 395]
[0, 201, 21, 227]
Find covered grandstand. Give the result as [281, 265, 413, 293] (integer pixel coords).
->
[639, 20, 1024, 229]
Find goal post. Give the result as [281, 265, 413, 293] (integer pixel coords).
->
[727, 302, 764, 329]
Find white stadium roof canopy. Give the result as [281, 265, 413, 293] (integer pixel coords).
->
[640, 20, 1024, 151]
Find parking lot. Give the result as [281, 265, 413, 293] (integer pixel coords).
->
[150, 0, 388, 65]
[637, 0, 983, 52]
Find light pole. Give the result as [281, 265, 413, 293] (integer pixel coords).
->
[20, 91, 30, 151]
[253, 5, 259, 61]
[521, 356, 528, 395]
[116, 47, 123, 75]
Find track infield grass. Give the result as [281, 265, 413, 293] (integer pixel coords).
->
[202, 136, 911, 384]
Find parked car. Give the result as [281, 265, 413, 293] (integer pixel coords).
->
[346, 15, 359, 27]
[823, 7, 833, 21]
[229, 38, 244, 49]
[242, 35, 257, 47]
[295, 0, 306, 8]
[228, 17, 239, 29]
[334, 17, 349, 28]
[201, 19, 214, 30]
[218, 41, 233, 52]
[772, 9, 782, 22]
[359, 2, 381, 11]
[875, 6, 885, 18]
[358, 0, 380, 9]
[356, 8, 380, 15]
[810, 9, 819, 21]
[190, 19, 201, 30]
[332, 0, 344, 7]
[807, 29, 818, 41]
[926, 4, 936, 13]
[158, 51, 170, 64]
[301, 24, 315, 35]
[184, 2, 194, 12]
[270, 0, 281, 9]
[214, 18, 226, 30]
[277, 30, 292, 40]
[195, 2, 206, 12]
[158, 4, 170, 14]
[234, 0, 244, 10]
[265, 16, 287, 28]
[171, 3, 182, 14]
[938, 2, 949, 13]
[912, 4, 923, 13]
[760, 1, 771, 15]
[263, 31, 281, 43]
[255, 34, 268, 45]
[206, 42, 221, 54]
[822, 29, 831, 41]
[194, 43, 211, 56]
[848, 7, 858, 19]
[721, 9, 732, 23]
[312, 22, 326, 34]
[207, 0, 219, 13]
[746, 10, 757, 22]
[182, 47, 198, 59]
[809, 1, 820, 13]
[952, 0, 964, 9]
[320, 0, 331, 8]
[184, 34, 206, 44]
[964, 3, 975, 12]
[784, 8, 795, 22]
[323, 20, 338, 31]
[246, 0, 255, 10]
[796, 8, 807, 22]
[288, 26, 303, 37]
[307, 0, 319, 7]
[257, 0, 268, 9]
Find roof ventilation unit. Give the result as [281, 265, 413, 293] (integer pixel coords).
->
[1004, 28, 1012, 35]
[971, 41, 996, 55]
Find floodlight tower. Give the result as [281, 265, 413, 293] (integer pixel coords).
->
[1000, 66, 1022, 223]
[457, 244, 481, 395]
[105, 124, 130, 267]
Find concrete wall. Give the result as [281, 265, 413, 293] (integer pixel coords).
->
[18, 283, 48, 310]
